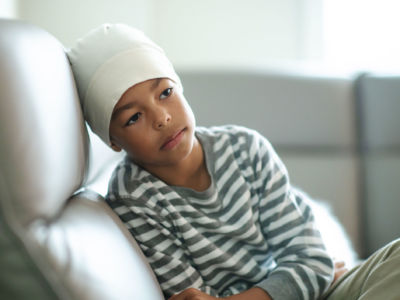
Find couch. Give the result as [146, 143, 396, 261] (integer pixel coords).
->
[1, 19, 399, 299]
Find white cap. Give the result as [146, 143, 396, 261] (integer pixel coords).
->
[67, 23, 181, 146]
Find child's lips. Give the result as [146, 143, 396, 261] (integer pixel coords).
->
[161, 128, 186, 150]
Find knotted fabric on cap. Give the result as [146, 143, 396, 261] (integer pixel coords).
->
[67, 24, 181, 146]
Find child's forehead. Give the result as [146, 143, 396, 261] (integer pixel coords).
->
[113, 78, 172, 114]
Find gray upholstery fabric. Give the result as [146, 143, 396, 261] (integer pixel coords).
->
[358, 74, 400, 150]
[180, 69, 357, 149]
[0, 19, 163, 300]
[357, 74, 400, 255]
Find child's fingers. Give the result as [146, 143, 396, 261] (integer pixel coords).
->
[334, 261, 345, 268]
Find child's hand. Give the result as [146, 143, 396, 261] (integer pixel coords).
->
[333, 260, 348, 283]
[168, 288, 218, 300]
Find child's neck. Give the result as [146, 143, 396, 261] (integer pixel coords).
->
[149, 137, 211, 192]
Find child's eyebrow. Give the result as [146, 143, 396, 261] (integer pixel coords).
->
[111, 102, 136, 120]
[150, 78, 162, 91]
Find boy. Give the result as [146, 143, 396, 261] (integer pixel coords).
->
[68, 24, 400, 300]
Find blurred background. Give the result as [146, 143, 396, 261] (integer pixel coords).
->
[1, 0, 400, 72]
[1, 0, 399, 259]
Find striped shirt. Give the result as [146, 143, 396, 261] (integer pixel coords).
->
[106, 125, 334, 299]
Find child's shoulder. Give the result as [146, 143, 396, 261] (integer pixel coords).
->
[196, 124, 261, 141]
[106, 155, 143, 193]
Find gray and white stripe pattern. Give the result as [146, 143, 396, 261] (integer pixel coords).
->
[106, 125, 334, 299]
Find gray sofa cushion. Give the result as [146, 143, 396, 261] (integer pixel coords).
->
[357, 74, 400, 254]
[180, 69, 356, 150]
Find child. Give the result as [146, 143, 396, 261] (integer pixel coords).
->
[68, 24, 400, 300]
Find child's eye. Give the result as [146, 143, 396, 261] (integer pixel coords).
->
[160, 87, 173, 100]
[125, 112, 141, 126]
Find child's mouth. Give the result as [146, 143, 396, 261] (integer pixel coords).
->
[161, 128, 186, 150]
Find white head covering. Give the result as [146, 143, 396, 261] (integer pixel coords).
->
[67, 23, 181, 146]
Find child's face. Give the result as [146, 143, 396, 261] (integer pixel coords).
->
[109, 78, 196, 171]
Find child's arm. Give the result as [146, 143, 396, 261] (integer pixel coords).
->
[248, 130, 335, 299]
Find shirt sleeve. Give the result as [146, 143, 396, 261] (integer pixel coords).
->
[248, 130, 334, 300]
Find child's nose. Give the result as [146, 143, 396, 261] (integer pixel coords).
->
[153, 107, 171, 130]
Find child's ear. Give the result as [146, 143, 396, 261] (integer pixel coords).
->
[110, 140, 122, 152]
